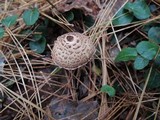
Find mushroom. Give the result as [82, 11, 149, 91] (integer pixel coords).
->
[51, 32, 96, 70]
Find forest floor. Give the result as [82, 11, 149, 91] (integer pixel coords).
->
[0, 0, 160, 120]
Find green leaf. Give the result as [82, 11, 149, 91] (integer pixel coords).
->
[21, 29, 33, 38]
[84, 15, 95, 27]
[64, 11, 74, 22]
[136, 41, 159, 60]
[22, 8, 39, 26]
[1, 15, 18, 27]
[0, 27, 4, 39]
[141, 22, 155, 33]
[112, 6, 134, 25]
[148, 27, 160, 44]
[101, 84, 116, 97]
[147, 69, 160, 90]
[36, 25, 47, 35]
[29, 36, 46, 54]
[125, 0, 151, 20]
[115, 47, 137, 62]
[35, 18, 49, 36]
[33, 34, 42, 41]
[134, 55, 149, 70]
[154, 53, 160, 67]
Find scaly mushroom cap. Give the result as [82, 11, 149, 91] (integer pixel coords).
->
[52, 32, 96, 70]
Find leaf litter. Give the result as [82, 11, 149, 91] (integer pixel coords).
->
[1, 0, 155, 120]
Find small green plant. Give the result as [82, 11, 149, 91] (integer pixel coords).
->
[22, 8, 39, 26]
[29, 36, 46, 54]
[115, 41, 159, 70]
[0, 8, 47, 54]
[0, 15, 18, 38]
[148, 27, 160, 44]
[115, 17, 160, 70]
[0, 8, 39, 37]
[101, 84, 116, 97]
[113, 0, 160, 70]
[0, 28, 4, 38]
[113, 0, 160, 94]
[113, 0, 151, 25]
[1, 15, 18, 27]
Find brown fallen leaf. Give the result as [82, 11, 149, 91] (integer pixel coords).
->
[54, 0, 100, 19]
[45, 98, 99, 120]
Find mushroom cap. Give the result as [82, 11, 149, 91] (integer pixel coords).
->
[52, 32, 96, 70]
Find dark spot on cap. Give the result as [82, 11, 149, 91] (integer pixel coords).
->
[66, 35, 74, 42]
